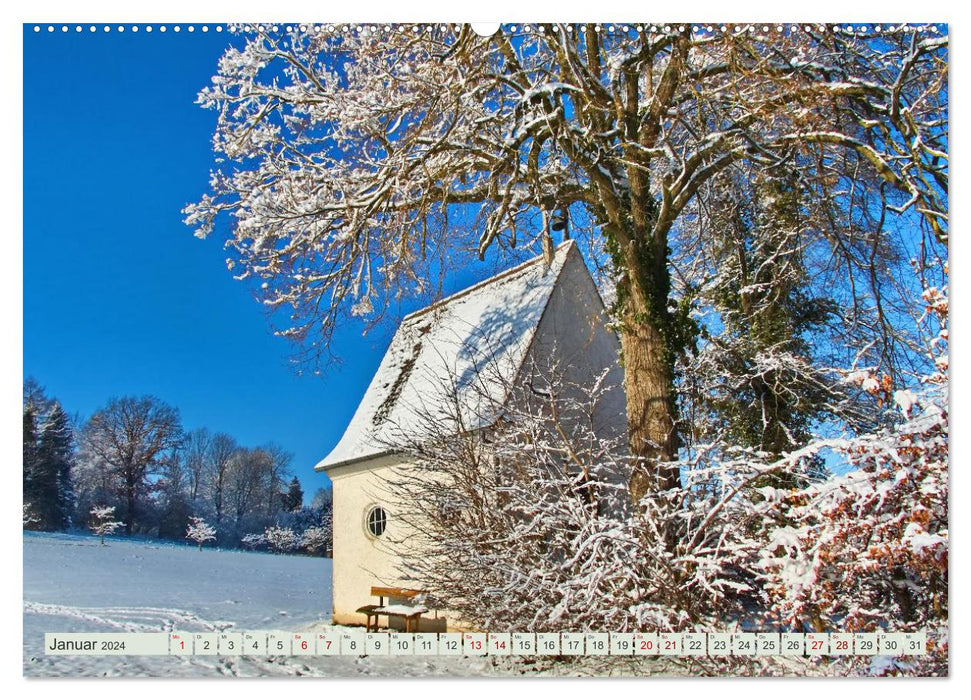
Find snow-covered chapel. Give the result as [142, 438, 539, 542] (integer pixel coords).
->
[315, 241, 628, 630]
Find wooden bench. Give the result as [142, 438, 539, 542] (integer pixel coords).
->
[354, 604, 385, 632]
[358, 587, 429, 632]
[374, 603, 428, 632]
[370, 586, 427, 604]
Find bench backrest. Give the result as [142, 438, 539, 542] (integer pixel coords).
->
[371, 586, 426, 599]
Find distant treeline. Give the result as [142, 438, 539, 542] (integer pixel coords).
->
[22, 377, 332, 554]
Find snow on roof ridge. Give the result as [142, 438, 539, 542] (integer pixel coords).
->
[401, 239, 576, 324]
[315, 240, 578, 473]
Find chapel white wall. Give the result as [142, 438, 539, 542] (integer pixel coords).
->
[329, 457, 448, 630]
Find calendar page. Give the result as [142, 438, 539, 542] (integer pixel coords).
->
[21, 5, 949, 681]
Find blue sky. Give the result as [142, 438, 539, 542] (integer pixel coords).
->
[20, 21, 955, 501]
[21, 23, 574, 505]
[21, 25, 396, 500]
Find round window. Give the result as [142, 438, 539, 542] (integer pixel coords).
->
[365, 505, 387, 537]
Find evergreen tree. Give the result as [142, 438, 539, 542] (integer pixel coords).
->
[692, 170, 840, 459]
[23, 377, 53, 420]
[36, 402, 75, 530]
[280, 476, 303, 512]
[23, 408, 40, 529]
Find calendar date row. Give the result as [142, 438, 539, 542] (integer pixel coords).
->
[45, 631, 926, 657]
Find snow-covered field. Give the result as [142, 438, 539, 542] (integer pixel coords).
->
[24, 531, 662, 678]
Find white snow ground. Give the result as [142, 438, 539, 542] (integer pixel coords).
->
[24, 531, 659, 678]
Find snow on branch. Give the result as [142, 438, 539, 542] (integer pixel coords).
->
[187, 27, 947, 371]
[186, 516, 217, 550]
[88, 505, 123, 546]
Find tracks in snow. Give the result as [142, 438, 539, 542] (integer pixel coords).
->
[24, 600, 235, 632]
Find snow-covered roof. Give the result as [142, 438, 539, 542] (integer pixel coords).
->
[316, 241, 578, 472]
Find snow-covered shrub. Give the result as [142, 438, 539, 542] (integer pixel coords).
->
[89, 505, 122, 546]
[381, 385, 798, 670]
[275, 504, 330, 534]
[263, 525, 299, 553]
[751, 399, 947, 674]
[382, 358, 712, 633]
[301, 519, 332, 556]
[241, 532, 266, 550]
[757, 276, 949, 675]
[371, 260, 948, 675]
[186, 516, 217, 550]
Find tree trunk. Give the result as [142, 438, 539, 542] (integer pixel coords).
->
[214, 480, 223, 525]
[621, 292, 681, 504]
[125, 470, 136, 536]
[611, 215, 682, 504]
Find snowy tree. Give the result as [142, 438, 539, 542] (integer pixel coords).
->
[260, 443, 293, 516]
[81, 396, 183, 536]
[23, 381, 48, 519]
[23, 377, 54, 421]
[686, 170, 846, 451]
[24, 390, 75, 531]
[756, 269, 948, 675]
[186, 516, 217, 550]
[279, 476, 303, 512]
[380, 357, 648, 631]
[220, 443, 294, 538]
[208, 432, 238, 528]
[379, 354, 778, 635]
[240, 532, 267, 550]
[300, 517, 333, 557]
[184, 428, 213, 504]
[23, 503, 39, 528]
[188, 24, 947, 500]
[89, 505, 123, 546]
[310, 487, 333, 510]
[37, 403, 75, 530]
[224, 447, 269, 534]
[263, 525, 299, 553]
[23, 407, 39, 529]
[376, 291, 947, 675]
[155, 449, 193, 539]
[72, 441, 118, 527]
